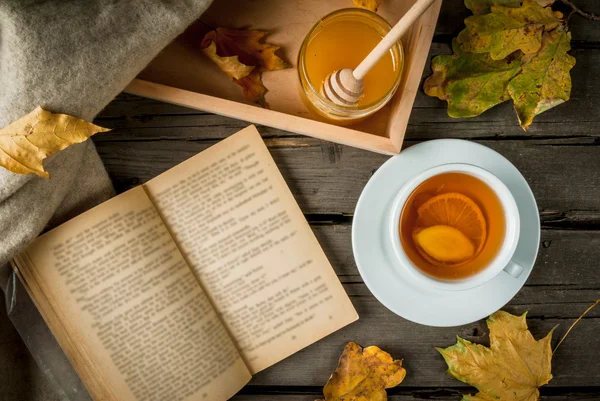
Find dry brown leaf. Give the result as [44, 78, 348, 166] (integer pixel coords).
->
[201, 41, 254, 80]
[353, 0, 383, 11]
[234, 70, 268, 107]
[200, 27, 289, 105]
[317, 342, 406, 401]
[0, 107, 110, 178]
[201, 28, 288, 72]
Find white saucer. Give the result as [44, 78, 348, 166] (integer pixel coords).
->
[352, 139, 540, 327]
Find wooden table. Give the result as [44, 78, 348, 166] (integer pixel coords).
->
[1, 1, 600, 399]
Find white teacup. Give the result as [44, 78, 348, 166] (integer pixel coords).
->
[389, 163, 522, 291]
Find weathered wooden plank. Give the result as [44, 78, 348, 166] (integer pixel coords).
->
[315, 225, 600, 291]
[230, 392, 600, 401]
[229, 226, 600, 387]
[319, 224, 600, 320]
[93, 137, 600, 218]
[95, 46, 600, 141]
[244, 296, 598, 387]
[92, 136, 600, 387]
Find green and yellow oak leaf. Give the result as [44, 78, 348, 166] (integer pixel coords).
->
[0, 107, 110, 178]
[465, 0, 555, 15]
[437, 310, 554, 401]
[507, 27, 575, 130]
[457, 0, 562, 60]
[424, 40, 521, 118]
[464, 0, 521, 16]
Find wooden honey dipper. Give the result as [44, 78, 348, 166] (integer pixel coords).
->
[322, 0, 438, 106]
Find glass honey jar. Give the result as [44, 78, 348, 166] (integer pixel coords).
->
[298, 8, 404, 123]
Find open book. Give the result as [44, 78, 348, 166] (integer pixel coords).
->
[12, 126, 358, 401]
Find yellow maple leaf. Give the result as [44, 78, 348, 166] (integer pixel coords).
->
[353, 0, 383, 12]
[0, 107, 110, 178]
[200, 27, 288, 105]
[437, 311, 554, 401]
[318, 342, 406, 401]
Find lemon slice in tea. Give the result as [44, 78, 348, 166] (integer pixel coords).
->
[414, 225, 475, 264]
[415, 192, 487, 254]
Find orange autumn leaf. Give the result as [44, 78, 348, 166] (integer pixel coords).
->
[200, 27, 289, 105]
[234, 71, 268, 106]
[317, 342, 406, 401]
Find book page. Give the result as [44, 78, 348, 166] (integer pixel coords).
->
[144, 125, 358, 373]
[14, 186, 250, 401]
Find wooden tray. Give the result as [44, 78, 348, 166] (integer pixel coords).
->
[125, 0, 442, 155]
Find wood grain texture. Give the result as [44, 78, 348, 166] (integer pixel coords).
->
[230, 393, 600, 401]
[93, 136, 600, 222]
[97, 46, 600, 140]
[245, 300, 598, 387]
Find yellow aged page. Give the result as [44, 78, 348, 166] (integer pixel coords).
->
[14, 186, 250, 401]
[144, 125, 358, 373]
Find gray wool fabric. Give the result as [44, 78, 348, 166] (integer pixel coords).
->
[0, 0, 213, 266]
[0, 1, 213, 399]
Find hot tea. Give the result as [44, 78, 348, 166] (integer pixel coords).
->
[399, 172, 506, 280]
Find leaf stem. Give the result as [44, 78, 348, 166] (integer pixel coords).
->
[553, 299, 600, 356]
[558, 0, 600, 21]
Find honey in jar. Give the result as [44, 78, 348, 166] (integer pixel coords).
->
[298, 9, 404, 122]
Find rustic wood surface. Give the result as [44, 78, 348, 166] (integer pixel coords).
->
[2, 0, 600, 400]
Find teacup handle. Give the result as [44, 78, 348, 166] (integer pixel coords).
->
[503, 260, 524, 278]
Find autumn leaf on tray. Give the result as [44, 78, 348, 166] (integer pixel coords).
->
[353, 0, 383, 12]
[316, 342, 406, 401]
[0, 107, 110, 178]
[457, 0, 563, 60]
[424, 39, 521, 118]
[201, 27, 289, 106]
[437, 310, 554, 401]
[507, 27, 575, 130]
